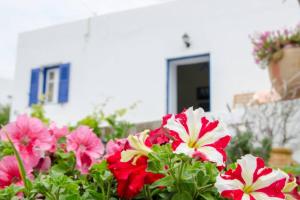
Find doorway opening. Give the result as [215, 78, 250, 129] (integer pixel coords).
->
[167, 54, 210, 114]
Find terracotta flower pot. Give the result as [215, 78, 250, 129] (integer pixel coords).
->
[268, 147, 294, 168]
[268, 47, 300, 100]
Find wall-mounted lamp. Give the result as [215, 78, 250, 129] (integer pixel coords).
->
[182, 33, 191, 48]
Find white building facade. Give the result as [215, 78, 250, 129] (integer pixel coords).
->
[11, 0, 300, 124]
[0, 78, 13, 105]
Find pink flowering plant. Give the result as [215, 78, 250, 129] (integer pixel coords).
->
[251, 24, 300, 68]
[0, 107, 299, 199]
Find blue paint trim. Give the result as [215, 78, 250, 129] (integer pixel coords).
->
[42, 68, 47, 94]
[58, 63, 70, 103]
[166, 60, 170, 114]
[29, 68, 40, 106]
[166, 53, 211, 114]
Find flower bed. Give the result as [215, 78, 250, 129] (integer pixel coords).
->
[0, 107, 299, 199]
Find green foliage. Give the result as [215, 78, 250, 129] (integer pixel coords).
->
[29, 160, 115, 200]
[3, 142, 115, 199]
[0, 185, 22, 200]
[0, 104, 10, 126]
[89, 161, 115, 200]
[30, 101, 135, 143]
[77, 116, 101, 136]
[283, 165, 300, 176]
[100, 108, 134, 142]
[147, 144, 226, 200]
[226, 131, 271, 164]
[0, 141, 13, 159]
[30, 174, 82, 200]
[75, 105, 135, 142]
[30, 104, 50, 125]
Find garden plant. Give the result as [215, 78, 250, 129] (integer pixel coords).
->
[0, 107, 299, 199]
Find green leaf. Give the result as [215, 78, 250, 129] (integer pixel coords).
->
[199, 192, 215, 200]
[171, 191, 192, 200]
[90, 160, 108, 172]
[150, 175, 174, 188]
[196, 171, 209, 187]
[50, 163, 69, 176]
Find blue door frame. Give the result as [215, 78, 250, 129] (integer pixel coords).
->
[166, 53, 211, 114]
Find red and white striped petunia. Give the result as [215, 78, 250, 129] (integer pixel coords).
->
[282, 172, 300, 200]
[215, 154, 287, 200]
[164, 107, 231, 167]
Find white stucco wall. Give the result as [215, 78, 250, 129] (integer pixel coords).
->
[11, 0, 300, 125]
[0, 78, 13, 105]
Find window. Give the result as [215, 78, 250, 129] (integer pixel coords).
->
[44, 68, 59, 103]
[29, 63, 70, 106]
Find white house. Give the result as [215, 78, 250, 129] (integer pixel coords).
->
[11, 0, 300, 125]
[0, 78, 13, 105]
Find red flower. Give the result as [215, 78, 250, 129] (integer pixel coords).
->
[107, 151, 163, 199]
[147, 127, 170, 145]
[107, 131, 163, 199]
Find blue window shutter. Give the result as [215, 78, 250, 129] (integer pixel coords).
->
[58, 63, 70, 103]
[29, 68, 40, 106]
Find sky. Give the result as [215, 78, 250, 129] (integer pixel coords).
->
[0, 0, 174, 80]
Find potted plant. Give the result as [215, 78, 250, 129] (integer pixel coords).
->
[251, 24, 300, 99]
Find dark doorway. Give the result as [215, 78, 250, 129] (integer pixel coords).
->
[177, 62, 210, 112]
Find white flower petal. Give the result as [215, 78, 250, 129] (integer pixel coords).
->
[185, 107, 204, 143]
[215, 175, 244, 193]
[127, 131, 152, 154]
[238, 154, 257, 186]
[241, 194, 251, 200]
[197, 146, 224, 166]
[174, 143, 194, 157]
[121, 150, 140, 163]
[251, 169, 286, 191]
[251, 192, 284, 200]
[164, 115, 189, 142]
[197, 127, 228, 146]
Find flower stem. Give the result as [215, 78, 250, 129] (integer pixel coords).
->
[4, 131, 31, 196]
[143, 185, 152, 200]
[106, 178, 112, 200]
[177, 159, 185, 192]
[198, 184, 214, 192]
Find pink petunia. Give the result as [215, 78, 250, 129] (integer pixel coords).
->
[164, 107, 231, 167]
[34, 156, 51, 173]
[105, 138, 126, 157]
[215, 154, 287, 200]
[67, 126, 104, 174]
[0, 156, 33, 189]
[0, 115, 52, 167]
[48, 123, 69, 152]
